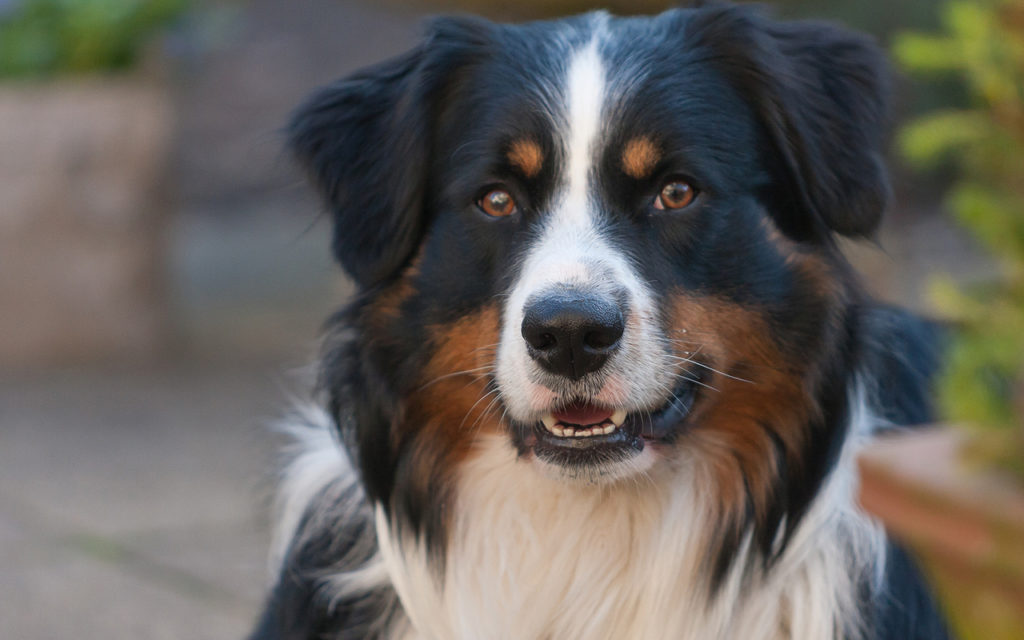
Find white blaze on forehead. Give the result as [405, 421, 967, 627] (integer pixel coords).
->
[563, 34, 606, 224]
[514, 27, 611, 286]
[513, 29, 611, 292]
[495, 19, 673, 426]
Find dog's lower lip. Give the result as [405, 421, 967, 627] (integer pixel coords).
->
[529, 374, 701, 451]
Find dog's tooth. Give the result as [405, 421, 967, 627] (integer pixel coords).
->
[541, 413, 557, 429]
[552, 426, 565, 437]
[563, 427, 576, 437]
[611, 409, 627, 426]
[574, 428, 591, 437]
[601, 423, 615, 435]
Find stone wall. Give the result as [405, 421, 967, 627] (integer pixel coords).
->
[0, 78, 173, 367]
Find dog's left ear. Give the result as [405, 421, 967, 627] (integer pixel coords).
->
[689, 5, 891, 241]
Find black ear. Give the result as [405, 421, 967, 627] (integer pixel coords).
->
[288, 17, 491, 287]
[688, 5, 891, 241]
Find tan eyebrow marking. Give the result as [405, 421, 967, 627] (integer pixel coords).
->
[507, 139, 544, 178]
[621, 136, 660, 179]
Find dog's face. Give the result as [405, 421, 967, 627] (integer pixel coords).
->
[293, 5, 887, 512]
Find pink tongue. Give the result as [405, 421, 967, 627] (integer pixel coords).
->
[553, 402, 613, 426]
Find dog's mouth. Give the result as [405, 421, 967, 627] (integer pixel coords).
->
[513, 372, 703, 474]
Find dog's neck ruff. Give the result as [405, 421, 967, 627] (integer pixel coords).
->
[372, 393, 884, 640]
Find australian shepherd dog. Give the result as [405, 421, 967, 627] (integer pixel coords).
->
[249, 3, 952, 638]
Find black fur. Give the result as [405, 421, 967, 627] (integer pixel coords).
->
[862, 543, 953, 640]
[859, 305, 946, 427]
[686, 5, 891, 242]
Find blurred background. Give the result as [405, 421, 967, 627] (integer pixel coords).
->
[0, 1, 1020, 638]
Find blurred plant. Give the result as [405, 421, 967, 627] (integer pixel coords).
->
[896, 0, 1024, 479]
[0, 0, 188, 78]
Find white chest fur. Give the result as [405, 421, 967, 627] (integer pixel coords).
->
[375, 431, 883, 640]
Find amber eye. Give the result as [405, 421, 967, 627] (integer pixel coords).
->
[478, 188, 517, 217]
[654, 179, 697, 211]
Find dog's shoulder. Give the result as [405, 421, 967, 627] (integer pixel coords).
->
[866, 542, 953, 640]
[248, 409, 404, 640]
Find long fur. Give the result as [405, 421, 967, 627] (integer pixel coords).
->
[256, 381, 939, 640]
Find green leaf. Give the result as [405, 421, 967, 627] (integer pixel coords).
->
[899, 110, 991, 166]
[951, 183, 1024, 261]
[0, 0, 189, 78]
[893, 33, 964, 73]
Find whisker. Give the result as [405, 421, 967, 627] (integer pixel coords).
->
[660, 341, 755, 385]
[459, 387, 501, 432]
[470, 392, 505, 438]
[675, 371, 720, 393]
[663, 355, 753, 385]
[415, 365, 495, 391]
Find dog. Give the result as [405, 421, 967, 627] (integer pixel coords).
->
[248, 3, 953, 639]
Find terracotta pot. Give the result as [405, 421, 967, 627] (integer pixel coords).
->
[0, 76, 173, 368]
[859, 428, 1024, 640]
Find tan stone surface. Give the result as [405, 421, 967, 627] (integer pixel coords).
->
[0, 78, 173, 367]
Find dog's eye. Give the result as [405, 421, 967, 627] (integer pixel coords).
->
[654, 179, 697, 211]
[478, 188, 517, 217]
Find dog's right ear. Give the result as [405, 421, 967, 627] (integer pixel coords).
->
[288, 17, 491, 288]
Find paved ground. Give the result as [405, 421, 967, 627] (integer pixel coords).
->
[0, 363, 289, 639]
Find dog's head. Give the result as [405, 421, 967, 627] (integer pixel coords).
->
[293, 4, 887, 538]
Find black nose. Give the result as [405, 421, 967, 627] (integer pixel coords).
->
[521, 291, 625, 380]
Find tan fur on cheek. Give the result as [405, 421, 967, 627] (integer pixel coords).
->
[666, 293, 816, 525]
[621, 136, 660, 179]
[507, 139, 543, 178]
[403, 305, 503, 463]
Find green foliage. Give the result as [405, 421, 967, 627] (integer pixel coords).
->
[0, 0, 188, 78]
[897, 0, 1024, 479]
